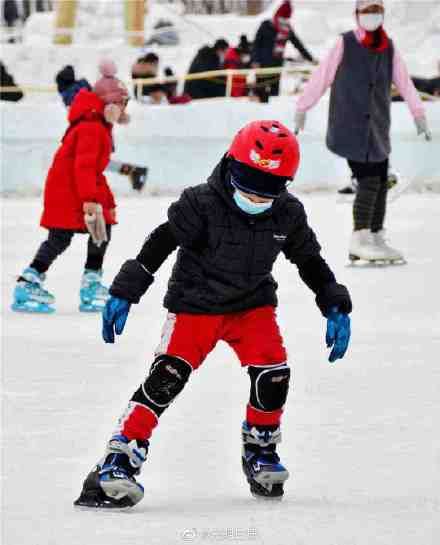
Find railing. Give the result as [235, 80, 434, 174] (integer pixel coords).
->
[0, 65, 312, 97]
[1, 65, 438, 101]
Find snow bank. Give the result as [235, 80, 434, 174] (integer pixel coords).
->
[1, 98, 439, 195]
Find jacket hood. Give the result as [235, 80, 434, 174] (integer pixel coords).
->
[207, 156, 289, 219]
[68, 89, 106, 124]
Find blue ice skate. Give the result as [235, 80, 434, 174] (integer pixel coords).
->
[79, 269, 109, 312]
[11, 267, 55, 314]
[74, 435, 148, 509]
[241, 422, 289, 500]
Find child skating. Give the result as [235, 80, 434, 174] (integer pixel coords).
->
[75, 120, 352, 507]
[12, 62, 130, 313]
[294, 0, 431, 265]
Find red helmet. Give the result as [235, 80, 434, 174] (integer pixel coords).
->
[228, 120, 300, 179]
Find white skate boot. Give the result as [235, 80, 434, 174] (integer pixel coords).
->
[371, 230, 406, 265]
[348, 229, 392, 265]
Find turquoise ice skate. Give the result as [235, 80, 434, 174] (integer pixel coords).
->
[11, 267, 55, 314]
[79, 269, 109, 312]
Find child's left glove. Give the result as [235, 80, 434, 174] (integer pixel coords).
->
[326, 307, 351, 363]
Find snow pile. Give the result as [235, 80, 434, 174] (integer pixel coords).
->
[1, 98, 439, 195]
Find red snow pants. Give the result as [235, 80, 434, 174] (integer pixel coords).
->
[116, 306, 289, 440]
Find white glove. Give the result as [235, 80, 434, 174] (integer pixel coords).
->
[415, 116, 432, 141]
[84, 204, 108, 247]
[294, 110, 306, 135]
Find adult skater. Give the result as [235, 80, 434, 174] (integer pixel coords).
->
[74, 120, 352, 507]
[11, 62, 130, 314]
[294, 0, 431, 264]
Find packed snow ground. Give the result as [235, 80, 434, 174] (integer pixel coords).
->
[2, 194, 440, 545]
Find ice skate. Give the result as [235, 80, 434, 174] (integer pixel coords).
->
[74, 435, 148, 509]
[241, 422, 289, 500]
[348, 230, 406, 266]
[371, 230, 406, 265]
[79, 269, 109, 312]
[11, 267, 55, 313]
[129, 165, 148, 191]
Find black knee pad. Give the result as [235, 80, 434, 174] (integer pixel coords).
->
[132, 355, 192, 416]
[248, 364, 291, 412]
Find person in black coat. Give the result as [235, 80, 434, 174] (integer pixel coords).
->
[252, 1, 316, 96]
[184, 38, 229, 99]
[74, 120, 352, 509]
[0, 61, 24, 102]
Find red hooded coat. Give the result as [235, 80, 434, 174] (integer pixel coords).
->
[40, 90, 116, 231]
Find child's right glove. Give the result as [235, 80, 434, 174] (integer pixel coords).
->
[102, 259, 154, 343]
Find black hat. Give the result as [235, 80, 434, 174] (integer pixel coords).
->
[214, 38, 229, 51]
[237, 35, 251, 55]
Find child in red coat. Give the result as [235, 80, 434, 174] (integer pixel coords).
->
[12, 61, 130, 313]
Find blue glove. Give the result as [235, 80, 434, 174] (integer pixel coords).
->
[326, 306, 351, 363]
[102, 296, 131, 344]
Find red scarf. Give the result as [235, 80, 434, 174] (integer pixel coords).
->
[361, 27, 389, 53]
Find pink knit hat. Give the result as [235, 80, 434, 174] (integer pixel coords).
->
[93, 59, 129, 105]
[356, 0, 384, 10]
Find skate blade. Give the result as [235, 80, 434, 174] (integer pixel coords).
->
[251, 491, 284, 501]
[347, 255, 407, 268]
[11, 302, 55, 314]
[73, 502, 133, 512]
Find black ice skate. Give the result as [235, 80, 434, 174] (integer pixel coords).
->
[241, 422, 289, 500]
[74, 435, 148, 509]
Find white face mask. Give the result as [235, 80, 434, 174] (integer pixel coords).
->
[358, 13, 384, 32]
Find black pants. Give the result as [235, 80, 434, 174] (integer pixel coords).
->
[30, 226, 112, 274]
[348, 159, 389, 232]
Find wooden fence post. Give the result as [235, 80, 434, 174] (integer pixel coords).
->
[246, 0, 263, 16]
[125, 0, 145, 47]
[53, 0, 77, 45]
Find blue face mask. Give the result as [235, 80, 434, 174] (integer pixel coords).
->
[233, 189, 274, 215]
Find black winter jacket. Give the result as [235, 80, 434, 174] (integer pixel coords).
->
[184, 46, 226, 99]
[110, 158, 352, 317]
[252, 20, 314, 67]
[0, 62, 23, 102]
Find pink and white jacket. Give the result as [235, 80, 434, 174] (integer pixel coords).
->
[296, 28, 425, 120]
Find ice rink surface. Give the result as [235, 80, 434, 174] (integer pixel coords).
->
[2, 194, 440, 545]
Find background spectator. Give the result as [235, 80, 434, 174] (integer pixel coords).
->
[55, 65, 91, 107]
[2, 0, 20, 42]
[164, 67, 191, 104]
[139, 83, 168, 105]
[224, 34, 252, 98]
[132, 52, 159, 100]
[184, 38, 229, 99]
[0, 61, 24, 101]
[252, 0, 316, 97]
